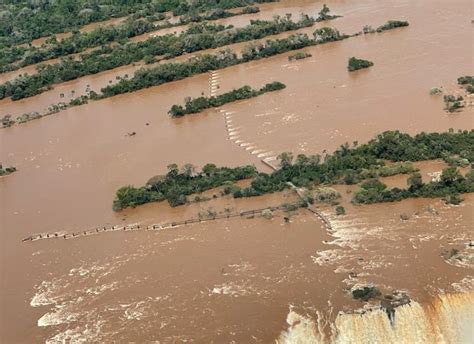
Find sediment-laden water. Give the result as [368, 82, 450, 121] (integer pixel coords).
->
[1, 0, 472, 342]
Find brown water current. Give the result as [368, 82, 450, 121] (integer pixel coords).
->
[1, 0, 473, 342]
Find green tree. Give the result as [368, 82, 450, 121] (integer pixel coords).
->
[407, 172, 423, 190]
[440, 167, 463, 186]
[278, 152, 294, 168]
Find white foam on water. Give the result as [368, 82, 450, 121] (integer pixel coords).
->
[276, 293, 474, 344]
[46, 319, 105, 344]
[276, 306, 324, 344]
[257, 151, 275, 158]
[209, 281, 257, 297]
[38, 306, 81, 327]
[251, 149, 265, 155]
[30, 280, 60, 307]
[452, 277, 474, 292]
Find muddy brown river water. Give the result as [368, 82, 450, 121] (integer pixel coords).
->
[1, 0, 473, 342]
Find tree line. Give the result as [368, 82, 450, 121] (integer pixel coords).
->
[113, 164, 257, 209]
[0, 18, 410, 128]
[113, 130, 473, 209]
[0, 6, 264, 73]
[101, 23, 353, 98]
[0, 13, 322, 101]
[168, 81, 286, 117]
[0, 0, 277, 49]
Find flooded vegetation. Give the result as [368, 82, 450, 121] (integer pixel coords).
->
[0, 0, 473, 342]
[168, 81, 286, 117]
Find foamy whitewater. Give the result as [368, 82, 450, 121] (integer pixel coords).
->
[277, 293, 474, 344]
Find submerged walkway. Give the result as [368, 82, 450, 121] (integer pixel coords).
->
[286, 182, 333, 231]
[208, 69, 333, 232]
[21, 205, 292, 243]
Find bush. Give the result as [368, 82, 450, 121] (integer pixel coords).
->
[429, 87, 442, 95]
[242, 6, 260, 14]
[348, 57, 374, 72]
[314, 187, 341, 203]
[288, 52, 312, 61]
[335, 206, 346, 215]
[313, 27, 344, 43]
[0, 165, 17, 176]
[457, 76, 474, 85]
[261, 209, 273, 219]
[376, 20, 409, 32]
[444, 194, 463, 205]
[1, 114, 15, 128]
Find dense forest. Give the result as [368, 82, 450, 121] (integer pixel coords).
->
[0, 0, 277, 48]
[113, 130, 474, 209]
[0, 5, 263, 73]
[169, 81, 286, 117]
[0, 13, 319, 100]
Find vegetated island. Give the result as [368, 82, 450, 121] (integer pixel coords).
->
[0, 164, 17, 176]
[457, 75, 474, 94]
[1, 5, 264, 73]
[0, 0, 278, 49]
[0, 7, 335, 101]
[1, 9, 402, 103]
[168, 81, 286, 117]
[430, 76, 473, 113]
[113, 130, 473, 210]
[348, 57, 374, 72]
[98, 20, 404, 99]
[0, 18, 410, 128]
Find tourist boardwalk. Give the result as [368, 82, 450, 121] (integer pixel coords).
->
[286, 181, 333, 231]
[21, 205, 291, 243]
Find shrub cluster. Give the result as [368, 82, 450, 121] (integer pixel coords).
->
[375, 20, 409, 32]
[443, 94, 464, 113]
[352, 167, 473, 204]
[0, 164, 16, 176]
[457, 75, 474, 94]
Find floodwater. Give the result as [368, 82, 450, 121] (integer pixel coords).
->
[29, 16, 128, 47]
[1, 0, 473, 342]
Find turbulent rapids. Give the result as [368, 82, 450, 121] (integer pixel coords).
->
[279, 293, 474, 344]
